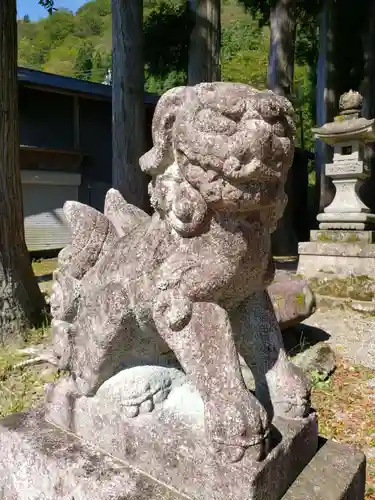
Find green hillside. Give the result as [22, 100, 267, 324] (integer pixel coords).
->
[17, 0, 314, 149]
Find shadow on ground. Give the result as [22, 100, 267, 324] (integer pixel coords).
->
[282, 324, 331, 357]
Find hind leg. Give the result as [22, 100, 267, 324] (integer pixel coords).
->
[232, 291, 311, 420]
[71, 282, 172, 402]
[48, 281, 177, 427]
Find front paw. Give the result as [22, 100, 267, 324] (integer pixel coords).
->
[205, 392, 269, 463]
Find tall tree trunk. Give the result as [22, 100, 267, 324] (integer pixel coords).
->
[268, 0, 298, 256]
[0, 0, 46, 343]
[359, 0, 375, 213]
[267, 0, 297, 98]
[315, 0, 335, 213]
[315, 0, 368, 213]
[111, 0, 149, 211]
[188, 0, 221, 85]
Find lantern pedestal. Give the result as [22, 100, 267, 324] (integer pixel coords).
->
[298, 91, 375, 281]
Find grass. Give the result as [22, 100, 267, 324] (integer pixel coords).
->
[32, 257, 57, 296]
[0, 259, 59, 417]
[0, 324, 60, 419]
[0, 259, 57, 416]
[311, 359, 375, 499]
[32, 258, 58, 277]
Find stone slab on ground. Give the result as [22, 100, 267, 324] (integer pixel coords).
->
[298, 241, 375, 278]
[282, 438, 366, 500]
[45, 377, 318, 500]
[301, 309, 375, 369]
[0, 409, 185, 500]
[313, 294, 375, 314]
[292, 342, 336, 380]
[308, 273, 375, 301]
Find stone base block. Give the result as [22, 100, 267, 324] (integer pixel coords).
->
[0, 409, 183, 500]
[282, 438, 366, 500]
[310, 230, 375, 244]
[317, 212, 375, 230]
[0, 411, 365, 500]
[298, 241, 375, 278]
[44, 375, 318, 500]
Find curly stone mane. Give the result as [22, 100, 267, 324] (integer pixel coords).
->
[140, 82, 296, 236]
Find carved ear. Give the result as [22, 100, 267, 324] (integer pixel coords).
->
[139, 111, 176, 176]
[139, 86, 196, 176]
[104, 189, 149, 237]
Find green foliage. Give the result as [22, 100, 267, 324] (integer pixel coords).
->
[143, 0, 192, 92]
[74, 40, 94, 80]
[237, 0, 323, 27]
[221, 17, 263, 58]
[42, 9, 75, 48]
[21, 0, 316, 152]
[91, 50, 111, 83]
[221, 14, 269, 89]
[74, 7, 104, 38]
[43, 35, 79, 75]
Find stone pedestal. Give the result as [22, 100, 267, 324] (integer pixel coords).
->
[298, 230, 375, 311]
[0, 410, 365, 500]
[42, 375, 319, 500]
[0, 409, 184, 500]
[298, 238, 375, 278]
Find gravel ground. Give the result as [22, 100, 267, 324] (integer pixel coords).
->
[301, 308, 375, 369]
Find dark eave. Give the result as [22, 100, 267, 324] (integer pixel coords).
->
[17, 66, 159, 106]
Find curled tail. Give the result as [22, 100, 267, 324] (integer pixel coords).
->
[58, 189, 150, 280]
[50, 189, 150, 369]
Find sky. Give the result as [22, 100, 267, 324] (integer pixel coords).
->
[17, 0, 88, 20]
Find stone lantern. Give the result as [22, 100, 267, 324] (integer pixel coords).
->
[314, 90, 375, 229]
[298, 90, 375, 279]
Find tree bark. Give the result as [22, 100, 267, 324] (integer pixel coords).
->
[359, 0, 375, 213]
[188, 0, 221, 85]
[267, 0, 297, 98]
[0, 0, 46, 343]
[315, 0, 335, 213]
[268, 0, 298, 256]
[111, 0, 149, 211]
[315, 0, 368, 212]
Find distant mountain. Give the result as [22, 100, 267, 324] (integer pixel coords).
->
[17, 0, 268, 90]
[17, 0, 313, 148]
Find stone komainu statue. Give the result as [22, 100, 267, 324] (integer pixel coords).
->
[48, 82, 311, 464]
